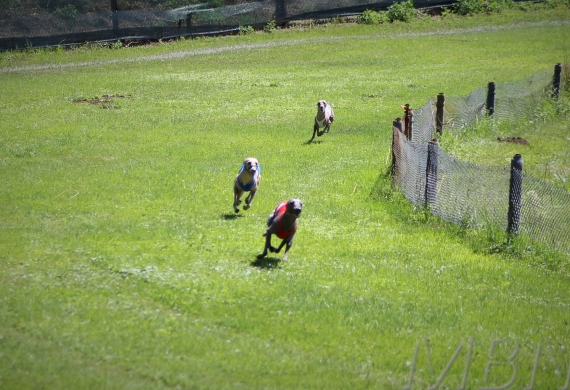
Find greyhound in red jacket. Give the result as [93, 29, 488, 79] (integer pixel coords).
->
[257, 199, 302, 261]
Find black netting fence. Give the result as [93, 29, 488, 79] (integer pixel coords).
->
[392, 66, 570, 254]
[0, 0, 453, 51]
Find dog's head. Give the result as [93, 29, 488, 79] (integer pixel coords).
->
[242, 157, 260, 176]
[286, 199, 303, 219]
[317, 100, 328, 114]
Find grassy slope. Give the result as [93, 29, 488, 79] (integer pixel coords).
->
[1, 8, 569, 389]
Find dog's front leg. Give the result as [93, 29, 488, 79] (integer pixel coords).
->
[243, 189, 256, 210]
[233, 188, 243, 213]
[257, 232, 272, 259]
[281, 238, 294, 261]
[310, 122, 319, 142]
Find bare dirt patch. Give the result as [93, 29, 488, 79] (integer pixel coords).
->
[497, 136, 529, 145]
[72, 94, 128, 109]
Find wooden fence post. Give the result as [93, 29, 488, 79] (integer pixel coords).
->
[553, 63, 562, 99]
[507, 154, 523, 236]
[436, 93, 445, 135]
[425, 139, 439, 211]
[486, 82, 496, 116]
[403, 104, 412, 141]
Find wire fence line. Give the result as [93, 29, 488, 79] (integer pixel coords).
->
[0, 0, 453, 52]
[391, 66, 570, 254]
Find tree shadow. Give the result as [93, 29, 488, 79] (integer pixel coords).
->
[221, 212, 243, 220]
[250, 257, 282, 269]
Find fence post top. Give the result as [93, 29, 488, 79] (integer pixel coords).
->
[511, 154, 524, 170]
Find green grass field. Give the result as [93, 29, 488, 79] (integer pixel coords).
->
[1, 6, 570, 389]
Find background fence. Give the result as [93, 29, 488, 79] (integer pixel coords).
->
[392, 65, 570, 254]
[0, 0, 453, 51]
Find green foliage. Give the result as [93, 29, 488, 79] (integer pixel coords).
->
[164, 0, 193, 8]
[485, 0, 515, 13]
[53, 4, 78, 18]
[515, 1, 532, 11]
[209, 0, 224, 8]
[359, 9, 382, 24]
[440, 6, 455, 17]
[453, 0, 485, 15]
[543, 0, 570, 8]
[263, 19, 276, 33]
[386, 0, 416, 22]
[454, 0, 517, 15]
[238, 25, 255, 35]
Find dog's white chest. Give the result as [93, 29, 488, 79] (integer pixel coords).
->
[316, 105, 332, 127]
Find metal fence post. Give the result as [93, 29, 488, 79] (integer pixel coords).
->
[486, 81, 496, 116]
[186, 12, 193, 34]
[110, 0, 119, 31]
[436, 93, 445, 135]
[393, 117, 403, 132]
[275, 0, 287, 26]
[553, 63, 562, 99]
[425, 139, 439, 211]
[392, 118, 404, 183]
[507, 154, 523, 236]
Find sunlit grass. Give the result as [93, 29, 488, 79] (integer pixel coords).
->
[0, 6, 569, 389]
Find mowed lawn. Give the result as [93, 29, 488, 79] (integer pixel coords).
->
[1, 8, 569, 389]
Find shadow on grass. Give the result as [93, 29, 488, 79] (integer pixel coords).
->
[221, 212, 243, 220]
[250, 257, 282, 269]
[303, 138, 324, 145]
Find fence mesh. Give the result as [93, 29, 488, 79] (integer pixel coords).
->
[403, 68, 556, 140]
[0, 0, 454, 51]
[392, 67, 570, 254]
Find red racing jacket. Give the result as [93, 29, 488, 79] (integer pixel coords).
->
[275, 201, 298, 239]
